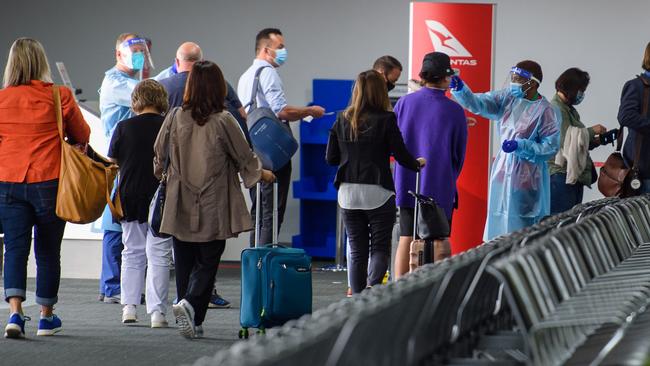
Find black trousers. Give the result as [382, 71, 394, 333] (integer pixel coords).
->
[249, 161, 292, 246]
[342, 197, 396, 294]
[173, 238, 225, 326]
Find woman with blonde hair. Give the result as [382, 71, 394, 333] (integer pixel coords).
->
[326, 70, 425, 294]
[0, 38, 90, 338]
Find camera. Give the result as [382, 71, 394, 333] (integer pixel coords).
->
[600, 128, 618, 146]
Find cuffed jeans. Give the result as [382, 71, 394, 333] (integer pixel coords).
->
[120, 221, 173, 314]
[249, 162, 291, 246]
[0, 180, 65, 306]
[173, 238, 225, 326]
[100, 230, 122, 297]
[342, 197, 396, 294]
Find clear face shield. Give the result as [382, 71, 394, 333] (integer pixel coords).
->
[502, 66, 540, 98]
[118, 38, 154, 75]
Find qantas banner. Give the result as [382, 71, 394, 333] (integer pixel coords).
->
[409, 2, 495, 253]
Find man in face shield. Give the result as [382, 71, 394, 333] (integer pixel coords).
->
[100, 34, 154, 138]
[449, 60, 560, 241]
[97, 33, 154, 304]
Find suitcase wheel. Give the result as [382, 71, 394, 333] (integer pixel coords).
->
[256, 328, 266, 335]
[238, 328, 249, 339]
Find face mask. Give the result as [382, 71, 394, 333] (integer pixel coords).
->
[574, 91, 585, 105]
[130, 52, 145, 71]
[510, 82, 525, 98]
[386, 81, 396, 92]
[274, 48, 287, 66]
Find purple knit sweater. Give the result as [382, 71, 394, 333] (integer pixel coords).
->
[393, 88, 467, 219]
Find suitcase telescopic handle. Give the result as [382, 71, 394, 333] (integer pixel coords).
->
[412, 171, 420, 240]
[273, 181, 278, 245]
[254, 181, 279, 248]
[255, 182, 261, 248]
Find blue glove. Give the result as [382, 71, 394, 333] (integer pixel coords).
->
[449, 75, 464, 91]
[502, 139, 518, 153]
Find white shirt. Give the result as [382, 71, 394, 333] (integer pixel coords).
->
[237, 59, 288, 117]
[338, 183, 395, 210]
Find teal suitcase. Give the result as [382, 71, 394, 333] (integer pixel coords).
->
[239, 182, 312, 339]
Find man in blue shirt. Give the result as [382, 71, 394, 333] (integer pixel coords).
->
[159, 42, 250, 146]
[238, 28, 325, 246]
[97, 32, 147, 303]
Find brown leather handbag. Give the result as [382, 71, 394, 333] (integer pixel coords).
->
[598, 76, 649, 197]
[53, 86, 123, 224]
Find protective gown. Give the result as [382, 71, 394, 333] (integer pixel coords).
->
[451, 86, 560, 240]
[98, 67, 138, 231]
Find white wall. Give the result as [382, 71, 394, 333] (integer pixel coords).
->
[1, 0, 649, 261]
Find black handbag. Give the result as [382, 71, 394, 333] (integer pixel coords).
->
[148, 176, 170, 238]
[148, 108, 178, 238]
[408, 190, 450, 240]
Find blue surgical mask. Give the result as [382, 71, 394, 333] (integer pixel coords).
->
[509, 82, 525, 98]
[274, 48, 287, 66]
[574, 91, 585, 105]
[131, 52, 145, 71]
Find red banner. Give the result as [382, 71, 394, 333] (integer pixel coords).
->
[409, 2, 494, 253]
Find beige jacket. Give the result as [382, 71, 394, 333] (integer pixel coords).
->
[554, 126, 590, 185]
[153, 108, 261, 242]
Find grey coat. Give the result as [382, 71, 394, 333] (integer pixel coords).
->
[153, 108, 261, 242]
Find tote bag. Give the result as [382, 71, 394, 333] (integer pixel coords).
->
[53, 86, 122, 224]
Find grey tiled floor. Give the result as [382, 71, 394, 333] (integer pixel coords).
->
[0, 264, 348, 366]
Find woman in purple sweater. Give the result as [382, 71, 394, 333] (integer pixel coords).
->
[393, 52, 468, 278]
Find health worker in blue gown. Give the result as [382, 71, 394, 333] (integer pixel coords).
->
[450, 60, 560, 240]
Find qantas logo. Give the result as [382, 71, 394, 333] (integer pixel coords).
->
[425, 20, 472, 57]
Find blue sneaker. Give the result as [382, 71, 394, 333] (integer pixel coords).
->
[37, 314, 62, 336]
[208, 293, 231, 309]
[5, 313, 30, 339]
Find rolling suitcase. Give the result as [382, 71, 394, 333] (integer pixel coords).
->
[408, 171, 451, 272]
[239, 182, 312, 339]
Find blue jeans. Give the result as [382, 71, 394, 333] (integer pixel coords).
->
[550, 173, 584, 215]
[99, 230, 122, 297]
[0, 180, 66, 306]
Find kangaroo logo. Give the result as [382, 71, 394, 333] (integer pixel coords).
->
[425, 20, 472, 58]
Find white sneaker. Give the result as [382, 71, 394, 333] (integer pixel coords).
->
[172, 299, 195, 339]
[151, 311, 168, 328]
[194, 325, 203, 339]
[122, 305, 137, 324]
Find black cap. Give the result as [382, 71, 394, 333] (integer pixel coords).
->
[421, 52, 455, 78]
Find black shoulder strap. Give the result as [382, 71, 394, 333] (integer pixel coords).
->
[244, 66, 272, 112]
